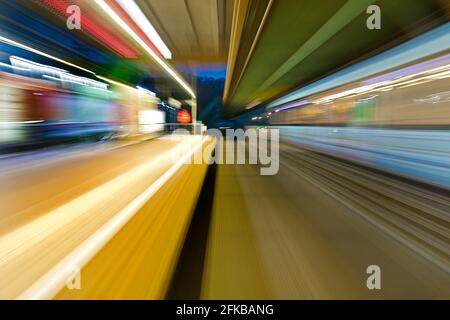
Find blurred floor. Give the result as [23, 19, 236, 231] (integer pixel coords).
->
[2, 137, 449, 299]
[0, 138, 179, 235]
[201, 142, 450, 299]
[0, 136, 210, 299]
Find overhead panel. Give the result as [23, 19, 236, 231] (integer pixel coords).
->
[224, 0, 449, 118]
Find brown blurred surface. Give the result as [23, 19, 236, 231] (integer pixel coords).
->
[201, 143, 450, 299]
[0, 136, 210, 299]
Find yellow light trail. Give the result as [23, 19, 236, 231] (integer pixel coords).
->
[0, 136, 212, 299]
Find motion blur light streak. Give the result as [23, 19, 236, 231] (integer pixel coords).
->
[136, 85, 156, 97]
[96, 75, 137, 91]
[266, 23, 450, 110]
[103, 0, 163, 59]
[268, 51, 450, 195]
[94, 0, 196, 98]
[41, 0, 140, 58]
[0, 0, 450, 303]
[10, 56, 68, 76]
[14, 136, 211, 299]
[0, 62, 29, 72]
[0, 35, 96, 75]
[9, 56, 110, 91]
[0, 36, 146, 98]
[115, 0, 172, 59]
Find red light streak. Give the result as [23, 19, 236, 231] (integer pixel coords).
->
[41, 0, 140, 58]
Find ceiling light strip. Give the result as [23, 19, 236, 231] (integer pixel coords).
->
[115, 0, 172, 59]
[103, 0, 163, 58]
[94, 0, 195, 98]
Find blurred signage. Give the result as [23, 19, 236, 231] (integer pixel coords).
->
[177, 109, 191, 123]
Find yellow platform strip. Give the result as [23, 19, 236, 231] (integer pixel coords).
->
[55, 141, 212, 299]
[201, 164, 271, 299]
